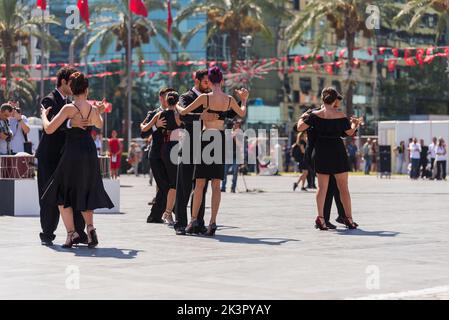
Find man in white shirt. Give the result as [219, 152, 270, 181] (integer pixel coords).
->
[9, 103, 30, 154]
[428, 136, 437, 172]
[409, 137, 421, 179]
[0, 103, 14, 155]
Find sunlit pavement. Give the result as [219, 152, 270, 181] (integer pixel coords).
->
[1, 174, 448, 300]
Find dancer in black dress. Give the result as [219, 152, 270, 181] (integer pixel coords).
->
[297, 87, 362, 230]
[178, 67, 248, 236]
[141, 91, 182, 225]
[40, 72, 114, 248]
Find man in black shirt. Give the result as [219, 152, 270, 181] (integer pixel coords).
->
[419, 139, 429, 179]
[141, 88, 175, 223]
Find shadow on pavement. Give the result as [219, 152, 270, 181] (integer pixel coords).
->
[211, 234, 300, 245]
[49, 246, 142, 259]
[336, 229, 400, 237]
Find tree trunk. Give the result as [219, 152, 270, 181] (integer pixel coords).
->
[4, 50, 12, 100]
[345, 32, 355, 116]
[229, 31, 240, 72]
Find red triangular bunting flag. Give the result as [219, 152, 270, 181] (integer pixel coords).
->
[130, 0, 148, 17]
[405, 57, 416, 66]
[77, 0, 90, 26]
[387, 59, 397, 72]
[392, 48, 399, 57]
[37, 0, 46, 10]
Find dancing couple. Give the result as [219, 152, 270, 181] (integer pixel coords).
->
[142, 67, 248, 236]
[297, 87, 362, 230]
[38, 68, 113, 248]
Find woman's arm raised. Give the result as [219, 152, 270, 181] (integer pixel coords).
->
[41, 105, 74, 134]
[177, 94, 207, 116]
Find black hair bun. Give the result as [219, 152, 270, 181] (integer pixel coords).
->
[166, 91, 179, 106]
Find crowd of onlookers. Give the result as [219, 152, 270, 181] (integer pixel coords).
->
[285, 133, 447, 181]
[395, 137, 447, 180]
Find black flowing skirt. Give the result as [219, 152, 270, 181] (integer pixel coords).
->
[41, 128, 114, 211]
[194, 130, 225, 180]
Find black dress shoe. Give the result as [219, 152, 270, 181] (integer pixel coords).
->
[175, 228, 186, 236]
[326, 222, 337, 230]
[41, 239, 53, 246]
[147, 216, 164, 223]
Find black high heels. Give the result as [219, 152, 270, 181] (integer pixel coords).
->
[315, 216, 329, 231]
[62, 231, 80, 249]
[206, 223, 217, 236]
[342, 216, 358, 229]
[87, 225, 99, 248]
[185, 220, 200, 235]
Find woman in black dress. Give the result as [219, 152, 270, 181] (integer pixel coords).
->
[40, 72, 114, 248]
[297, 87, 362, 230]
[177, 67, 248, 236]
[141, 91, 183, 225]
[292, 131, 308, 191]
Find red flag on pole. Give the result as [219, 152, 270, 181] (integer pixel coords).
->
[77, 0, 90, 27]
[167, 0, 173, 34]
[130, 0, 148, 17]
[387, 59, 397, 72]
[37, 0, 46, 10]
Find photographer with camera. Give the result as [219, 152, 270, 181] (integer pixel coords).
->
[8, 101, 31, 154]
[0, 103, 14, 155]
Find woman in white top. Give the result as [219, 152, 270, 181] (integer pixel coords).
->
[435, 137, 447, 180]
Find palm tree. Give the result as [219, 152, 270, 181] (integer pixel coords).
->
[0, 0, 60, 99]
[286, 0, 378, 115]
[176, 0, 288, 71]
[394, 0, 448, 43]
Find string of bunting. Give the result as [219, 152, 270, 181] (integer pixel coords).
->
[3, 45, 449, 82]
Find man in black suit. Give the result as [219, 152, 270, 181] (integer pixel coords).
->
[174, 69, 237, 235]
[300, 103, 346, 229]
[142, 87, 175, 223]
[36, 67, 89, 246]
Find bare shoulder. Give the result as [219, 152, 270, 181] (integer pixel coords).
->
[61, 104, 78, 115]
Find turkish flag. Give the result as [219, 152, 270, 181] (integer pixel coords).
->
[405, 57, 416, 66]
[77, 0, 89, 27]
[404, 48, 411, 59]
[130, 0, 148, 17]
[416, 48, 425, 65]
[379, 47, 386, 55]
[338, 49, 346, 58]
[387, 59, 397, 72]
[324, 63, 333, 75]
[37, 0, 46, 10]
[167, 0, 173, 34]
[392, 48, 399, 57]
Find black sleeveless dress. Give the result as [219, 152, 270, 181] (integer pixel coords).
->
[41, 105, 114, 211]
[194, 95, 230, 180]
[304, 113, 351, 174]
[159, 109, 182, 189]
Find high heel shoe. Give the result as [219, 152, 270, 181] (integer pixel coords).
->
[162, 211, 175, 226]
[87, 225, 99, 248]
[62, 231, 80, 249]
[342, 216, 357, 230]
[315, 216, 328, 231]
[185, 220, 200, 235]
[206, 223, 217, 236]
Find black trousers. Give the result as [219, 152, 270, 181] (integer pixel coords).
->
[149, 158, 169, 220]
[37, 158, 86, 242]
[436, 160, 447, 180]
[306, 166, 316, 188]
[324, 175, 345, 223]
[174, 162, 206, 229]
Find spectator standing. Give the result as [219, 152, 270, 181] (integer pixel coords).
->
[394, 141, 405, 174]
[108, 129, 122, 179]
[409, 138, 421, 180]
[419, 139, 429, 179]
[362, 139, 373, 175]
[435, 137, 447, 180]
[8, 102, 31, 154]
[428, 137, 437, 174]
[346, 139, 358, 172]
[0, 103, 13, 155]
